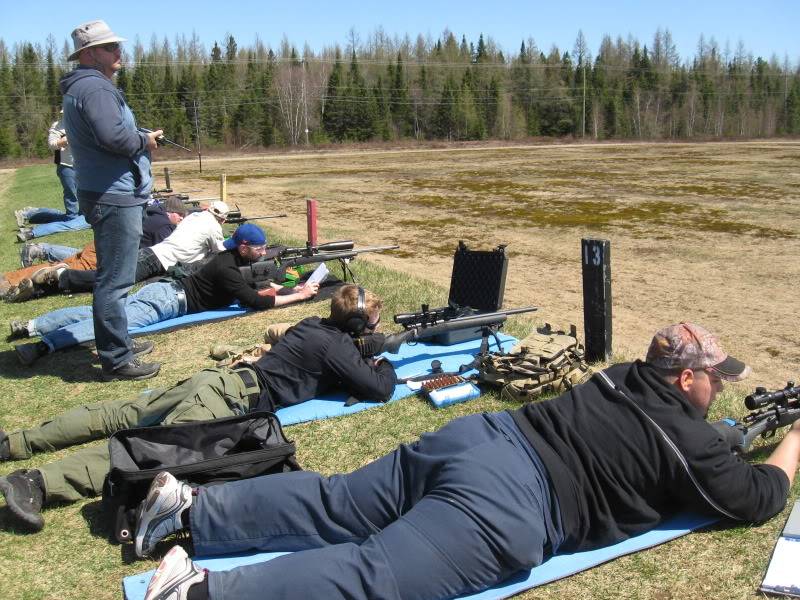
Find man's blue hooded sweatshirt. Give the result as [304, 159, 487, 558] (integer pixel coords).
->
[60, 66, 152, 205]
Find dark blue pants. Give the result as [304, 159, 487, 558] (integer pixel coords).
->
[78, 195, 145, 371]
[192, 412, 563, 600]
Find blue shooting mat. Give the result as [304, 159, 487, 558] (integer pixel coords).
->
[123, 512, 718, 600]
[128, 280, 347, 337]
[129, 303, 250, 336]
[274, 333, 518, 426]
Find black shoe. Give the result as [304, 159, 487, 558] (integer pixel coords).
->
[132, 340, 154, 358]
[15, 342, 48, 366]
[0, 429, 9, 461]
[102, 358, 161, 381]
[0, 469, 45, 531]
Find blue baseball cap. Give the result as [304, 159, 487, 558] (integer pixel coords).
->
[223, 223, 267, 250]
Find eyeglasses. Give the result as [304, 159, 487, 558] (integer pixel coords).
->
[97, 42, 121, 53]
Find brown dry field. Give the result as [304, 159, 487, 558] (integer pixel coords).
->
[162, 139, 800, 388]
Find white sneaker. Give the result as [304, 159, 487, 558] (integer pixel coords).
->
[135, 471, 193, 558]
[144, 545, 206, 600]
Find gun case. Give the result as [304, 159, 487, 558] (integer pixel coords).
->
[434, 241, 510, 345]
[102, 410, 301, 544]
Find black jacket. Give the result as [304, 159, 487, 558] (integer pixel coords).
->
[181, 250, 275, 313]
[511, 360, 789, 552]
[141, 203, 176, 248]
[248, 316, 397, 410]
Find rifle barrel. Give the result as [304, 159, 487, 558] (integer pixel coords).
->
[229, 214, 288, 222]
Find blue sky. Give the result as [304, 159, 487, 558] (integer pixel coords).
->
[2, 0, 798, 63]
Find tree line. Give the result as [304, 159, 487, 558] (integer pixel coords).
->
[1, 27, 799, 159]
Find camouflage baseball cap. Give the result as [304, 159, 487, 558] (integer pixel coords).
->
[646, 322, 751, 382]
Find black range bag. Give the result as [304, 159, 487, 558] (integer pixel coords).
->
[102, 410, 301, 543]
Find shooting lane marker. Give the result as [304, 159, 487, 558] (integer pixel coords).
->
[307, 199, 318, 246]
[163, 167, 171, 192]
[581, 238, 612, 362]
[220, 173, 227, 204]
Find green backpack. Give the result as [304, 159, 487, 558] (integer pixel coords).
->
[477, 324, 593, 402]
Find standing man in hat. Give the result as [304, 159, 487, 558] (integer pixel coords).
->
[61, 20, 162, 381]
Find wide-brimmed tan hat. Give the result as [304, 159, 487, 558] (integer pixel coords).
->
[68, 20, 126, 61]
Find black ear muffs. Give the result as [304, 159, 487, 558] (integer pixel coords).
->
[343, 287, 369, 335]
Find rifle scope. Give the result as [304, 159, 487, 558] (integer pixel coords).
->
[284, 240, 355, 254]
[745, 381, 799, 410]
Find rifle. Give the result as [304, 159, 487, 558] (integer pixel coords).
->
[711, 381, 800, 453]
[382, 304, 538, 356]
[238, 240, 399, 287]
[225, 210, 288, 224]
[139, 128, 193, 152]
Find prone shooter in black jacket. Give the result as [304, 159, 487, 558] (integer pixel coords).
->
[0, 284, 397, 531]
[134, 322, 800, 600]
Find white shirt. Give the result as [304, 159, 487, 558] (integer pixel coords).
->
[48, 119, 73, 167]
[150, 211, 226, 269]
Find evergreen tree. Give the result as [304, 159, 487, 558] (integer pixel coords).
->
[12, 43, 47, 156]
[322, 49, 345, 141]
[0, 46, 18, 158]
[389, 53, 412, 137]
[204, 42, 228, 143]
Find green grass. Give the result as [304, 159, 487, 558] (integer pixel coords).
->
[0, 164, 794, 599]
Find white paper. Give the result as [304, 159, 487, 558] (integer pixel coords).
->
[760, 537, 800, 596]
[306, 262, 329, 286]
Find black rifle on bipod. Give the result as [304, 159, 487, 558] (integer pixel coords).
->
[711, 381, 800, 454]
[381, 304, 537, 360]
[238, 240, 399, 288]
[139, 128, 194, 152]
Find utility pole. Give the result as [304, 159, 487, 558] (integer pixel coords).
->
[302, 59, 310, 145]
[582, 61, 586, 138]
[193, 99, 203, 173]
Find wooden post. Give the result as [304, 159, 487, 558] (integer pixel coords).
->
[163, 167, 171, 192]
[220, 174, 227, 204]
[581, 238, 612, 362]
[306, 199, 318, 246]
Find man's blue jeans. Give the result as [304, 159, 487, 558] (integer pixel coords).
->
[26, 165, 85, 234]
[191, 411, 564, 600]
[78, 195, 146, 370]
[29, 216, 90, 238]
[31, 281, 184, 353]
[36, 243, 80, 263]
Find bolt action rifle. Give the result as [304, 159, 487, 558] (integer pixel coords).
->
[225, 208, 288, 224]
[381, 303, 538, 358]
[239, 240, 399, 287]
[711, 381, 800, 453]
[139, 128, 193, 152]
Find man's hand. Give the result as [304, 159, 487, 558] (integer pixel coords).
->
[145, 129, 164, 151]
[296, 282, 319, 299]
[58, 136, 69, 148]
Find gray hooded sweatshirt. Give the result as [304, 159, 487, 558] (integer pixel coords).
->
[60, 66, 152, 205]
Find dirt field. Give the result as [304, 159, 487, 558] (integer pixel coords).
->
[160, 140, 800, 388]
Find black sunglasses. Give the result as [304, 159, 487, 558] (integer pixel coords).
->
[97, 42, 120, 52]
